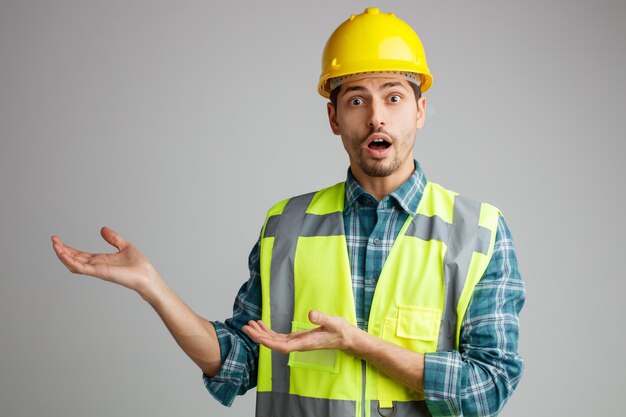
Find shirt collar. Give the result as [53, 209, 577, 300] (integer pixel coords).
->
[344, 160, 427, 216]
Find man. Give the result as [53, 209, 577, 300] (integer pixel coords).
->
[51, 8, 524, 417]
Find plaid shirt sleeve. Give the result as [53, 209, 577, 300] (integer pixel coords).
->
[424, 214, 526, 416]
[202, 239, 262, 406]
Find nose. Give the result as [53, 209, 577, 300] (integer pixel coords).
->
[368, 98, 386, 128]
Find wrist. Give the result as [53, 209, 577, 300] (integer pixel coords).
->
[136, 266, 166, 304]
[344, 325, 366, 357]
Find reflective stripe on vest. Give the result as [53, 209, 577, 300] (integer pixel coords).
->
[257, 181, 499, 417]
[256, 392, 431, 417]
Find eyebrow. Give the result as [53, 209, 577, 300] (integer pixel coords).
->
[380, 81, 407, 90]
[342, 85, 367, 94]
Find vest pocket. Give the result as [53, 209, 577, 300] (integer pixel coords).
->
[381, 306, 441, 355]
[395, 305, 441, 341]
[287, 321, 340, 374]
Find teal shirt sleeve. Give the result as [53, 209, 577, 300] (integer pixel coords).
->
[202, 240, 262, 406]
[424, 215, 526, 416]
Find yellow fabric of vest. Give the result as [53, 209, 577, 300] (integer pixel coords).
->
[257, 181, 500, 416]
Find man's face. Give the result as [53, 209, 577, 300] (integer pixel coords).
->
[327, 75, 426, 180]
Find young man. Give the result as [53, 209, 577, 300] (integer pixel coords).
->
[52, 8, 524, 417]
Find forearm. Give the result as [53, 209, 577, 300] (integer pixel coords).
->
[424, 348, 523, 417]
[346, 318, 522, 417]
[348, 327, 425, 393]
[140, 274, 222, 377]
[423, 215, 525, 416]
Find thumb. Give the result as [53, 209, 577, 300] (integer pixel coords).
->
[308, 310, 328, 326]
[100, 226, 128, 251]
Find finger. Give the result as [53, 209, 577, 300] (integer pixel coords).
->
[247, 321, 290, 344]
[250, 333, 293, 354]
[57, 249, 97, 276]
[309, 310, 343, 333]
[100, 226, 128, 251]
[242, 324, 277, 347]
[51, 235, 70, 254]
[242, 324, 259, 339]
[257, 320, 282, 337]
[247, 320, 280, 340]
[51, 236, 74, 254]
[309, 309, 328, 326]
[52, 239, 91, 262]
[244, 324, 316, 353]
[243, 321, 267, 338]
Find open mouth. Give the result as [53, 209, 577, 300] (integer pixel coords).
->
[368, 138, 391, 150]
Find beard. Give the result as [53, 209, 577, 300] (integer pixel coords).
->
[346, 127, 404, 177]
[358, 157, 402, 177]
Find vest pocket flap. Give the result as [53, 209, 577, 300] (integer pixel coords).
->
[396, 306, 441, 341]
[287, 321, 340, 373]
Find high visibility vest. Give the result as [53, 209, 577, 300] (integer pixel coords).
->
[256, 181, 501, 417]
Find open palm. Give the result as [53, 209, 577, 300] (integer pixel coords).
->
[243, 310, 353, 354]
[51, 226, 155, 292]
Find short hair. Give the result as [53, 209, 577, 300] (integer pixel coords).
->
[329, 81, 422, 110]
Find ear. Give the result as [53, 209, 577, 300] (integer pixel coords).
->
[327, 102, 340, 135]
[415, 96, 426, 129]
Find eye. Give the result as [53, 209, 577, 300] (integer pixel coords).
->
[349, 97, 364, 106]
[388, 94, 402, 103]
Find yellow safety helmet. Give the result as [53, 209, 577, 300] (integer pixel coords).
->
[318, 7, 433, 98]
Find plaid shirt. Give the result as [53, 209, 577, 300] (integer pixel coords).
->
[205, 161, 525, 416]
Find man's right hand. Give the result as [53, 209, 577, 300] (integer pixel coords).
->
[51, 226, 223, 376]
[51, 226, 159, 296]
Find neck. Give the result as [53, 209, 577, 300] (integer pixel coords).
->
[350, 161, 415, 201]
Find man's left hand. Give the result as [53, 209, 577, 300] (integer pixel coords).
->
[242, 310, 355, 354]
